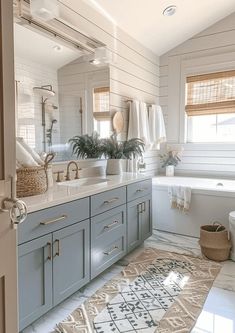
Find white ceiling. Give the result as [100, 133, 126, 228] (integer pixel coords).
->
[14, 24, 82, 69]
[83, 0, 235, 55]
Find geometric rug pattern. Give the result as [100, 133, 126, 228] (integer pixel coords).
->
[55, 248, 221, 333]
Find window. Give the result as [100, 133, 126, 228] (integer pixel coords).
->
[93, 86, 111, 138]
[93, 87, 110, 119]
[186, 70, 235, 143]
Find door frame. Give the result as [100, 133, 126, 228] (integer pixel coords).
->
[0, 1, 18, 332]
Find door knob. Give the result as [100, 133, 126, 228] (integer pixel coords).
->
[1, 198, 28, 226]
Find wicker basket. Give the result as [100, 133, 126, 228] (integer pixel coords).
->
[199, 223, 232, 262]
[16, 153, 55, 198]
[16, 165, 49, 197]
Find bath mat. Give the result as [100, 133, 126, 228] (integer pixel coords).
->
[55, 248, 221, 333]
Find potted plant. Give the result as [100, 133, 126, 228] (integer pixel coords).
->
[159, 146, 182, 176]
[68, 132, 104, 159]
[103, 135, 145, 175]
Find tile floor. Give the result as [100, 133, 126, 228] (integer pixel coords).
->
[22, 230, 235, 333]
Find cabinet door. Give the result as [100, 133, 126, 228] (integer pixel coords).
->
[53, 220, 90, 305]
[127, 198, 143, 252]
[141, 195, 152, 241]
[18, 234, 53, 331]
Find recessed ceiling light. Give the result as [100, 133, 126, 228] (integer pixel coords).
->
[53, 45, 63, 52]
[163, 5, 177, 16]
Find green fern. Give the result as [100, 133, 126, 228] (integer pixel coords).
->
[68, 132, 103, 159]
[102, 135, 145, 159]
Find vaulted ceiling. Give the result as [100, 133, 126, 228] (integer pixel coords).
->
[83, 0, 235, 55]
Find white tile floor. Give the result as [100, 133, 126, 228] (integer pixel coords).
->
[22, 230, 235, 333]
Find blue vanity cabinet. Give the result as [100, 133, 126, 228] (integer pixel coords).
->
[52, 219, 90, 306]
[127, 197, 143, 252]
[18, 234, 53, 331]
[91, 204, 126, 279]
[141, 194, 152, 241]
[127, 180, 152, 252]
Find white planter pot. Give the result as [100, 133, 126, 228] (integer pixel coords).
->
[106, 159, 122, 175]
[166, 165, 174, 177]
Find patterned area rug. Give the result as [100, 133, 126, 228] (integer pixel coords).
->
[55, 248, 221, 333]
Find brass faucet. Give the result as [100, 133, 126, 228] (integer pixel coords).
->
[65, 161, 80, 181]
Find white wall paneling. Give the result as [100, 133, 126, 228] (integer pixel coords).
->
[160, 12, 235, 177]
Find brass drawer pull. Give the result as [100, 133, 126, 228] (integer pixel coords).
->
[137, 203, 142, 214]
[136, 187, 148, 193]
[54, 239, 60, 257]
[104, 220, 119, 230]
[103, 197, 119, 205]
[103, 245, 119, 255]
[40, 214, 67, 226]
[142, 202, 146, 213]
[47, 242, 52, 260]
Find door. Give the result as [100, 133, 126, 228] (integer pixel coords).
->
[53, 220, 90, 305]
[18, 235, 53, 331]
[141, 195, 152, 241]
[127, 198, 142, 252]
[0, 1, 20, 333]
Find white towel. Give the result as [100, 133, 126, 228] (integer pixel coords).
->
[149, 105, 166, 150]
[17, 137, 44, 165]
[139, 101, 150, 146]
[168, 186, 191, 212]
[128, 100, 140, 140]
[16, 141, 39, 168]
[127, 100, 150, 146]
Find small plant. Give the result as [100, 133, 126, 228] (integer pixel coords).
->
[69, 132, 103, 159]
[102, 134, 145, 159]
[159, 147, 182, 167]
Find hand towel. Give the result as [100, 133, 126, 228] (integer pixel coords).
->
[16, 141, 39, 168]
[149, 105, 166, 150]
[139, 101, 150, 146]
[17, 137, 44, 165]
[183, 187, 191, 212]
[128, 100, 140, 140]
[168, 186, 177, 208]
[168, 186, 191, 212]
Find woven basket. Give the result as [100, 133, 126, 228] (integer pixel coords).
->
[199, 223, 231, 262]
[16, 153, 55, 198]
[16, 165, 49, 197]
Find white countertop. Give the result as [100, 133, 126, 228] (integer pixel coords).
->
[22, 173, 152, 213]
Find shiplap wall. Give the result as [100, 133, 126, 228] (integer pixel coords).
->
[59, 0, 160, 176]
[159, 12, 235, 178]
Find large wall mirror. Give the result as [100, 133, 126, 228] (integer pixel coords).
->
[14, 22, 111, 162]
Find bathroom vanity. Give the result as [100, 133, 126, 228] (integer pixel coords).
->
[18, 174, 152, 330]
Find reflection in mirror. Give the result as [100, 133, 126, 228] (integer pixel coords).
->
[14, 22, 111, 162]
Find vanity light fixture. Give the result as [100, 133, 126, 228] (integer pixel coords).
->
[163, 5, 177, 16]
[30, 0, 59, 21]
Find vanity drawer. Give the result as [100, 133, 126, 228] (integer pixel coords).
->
[18, 198, 89, 245]
[127, 179, 152, 202]
[91, 205, 126, 243]
[90, 186, 126, 216]
[91, 235, 126, 279]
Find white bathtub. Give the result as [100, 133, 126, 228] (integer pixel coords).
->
[152, 176, 235, 237]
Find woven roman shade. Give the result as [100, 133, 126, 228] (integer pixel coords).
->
[93, 87, 110, 120]
[186, 70, 235, 116]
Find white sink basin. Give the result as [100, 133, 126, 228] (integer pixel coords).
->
[58, 177, 110, 187]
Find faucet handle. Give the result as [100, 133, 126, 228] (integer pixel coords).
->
[53, 171, 64, 182]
